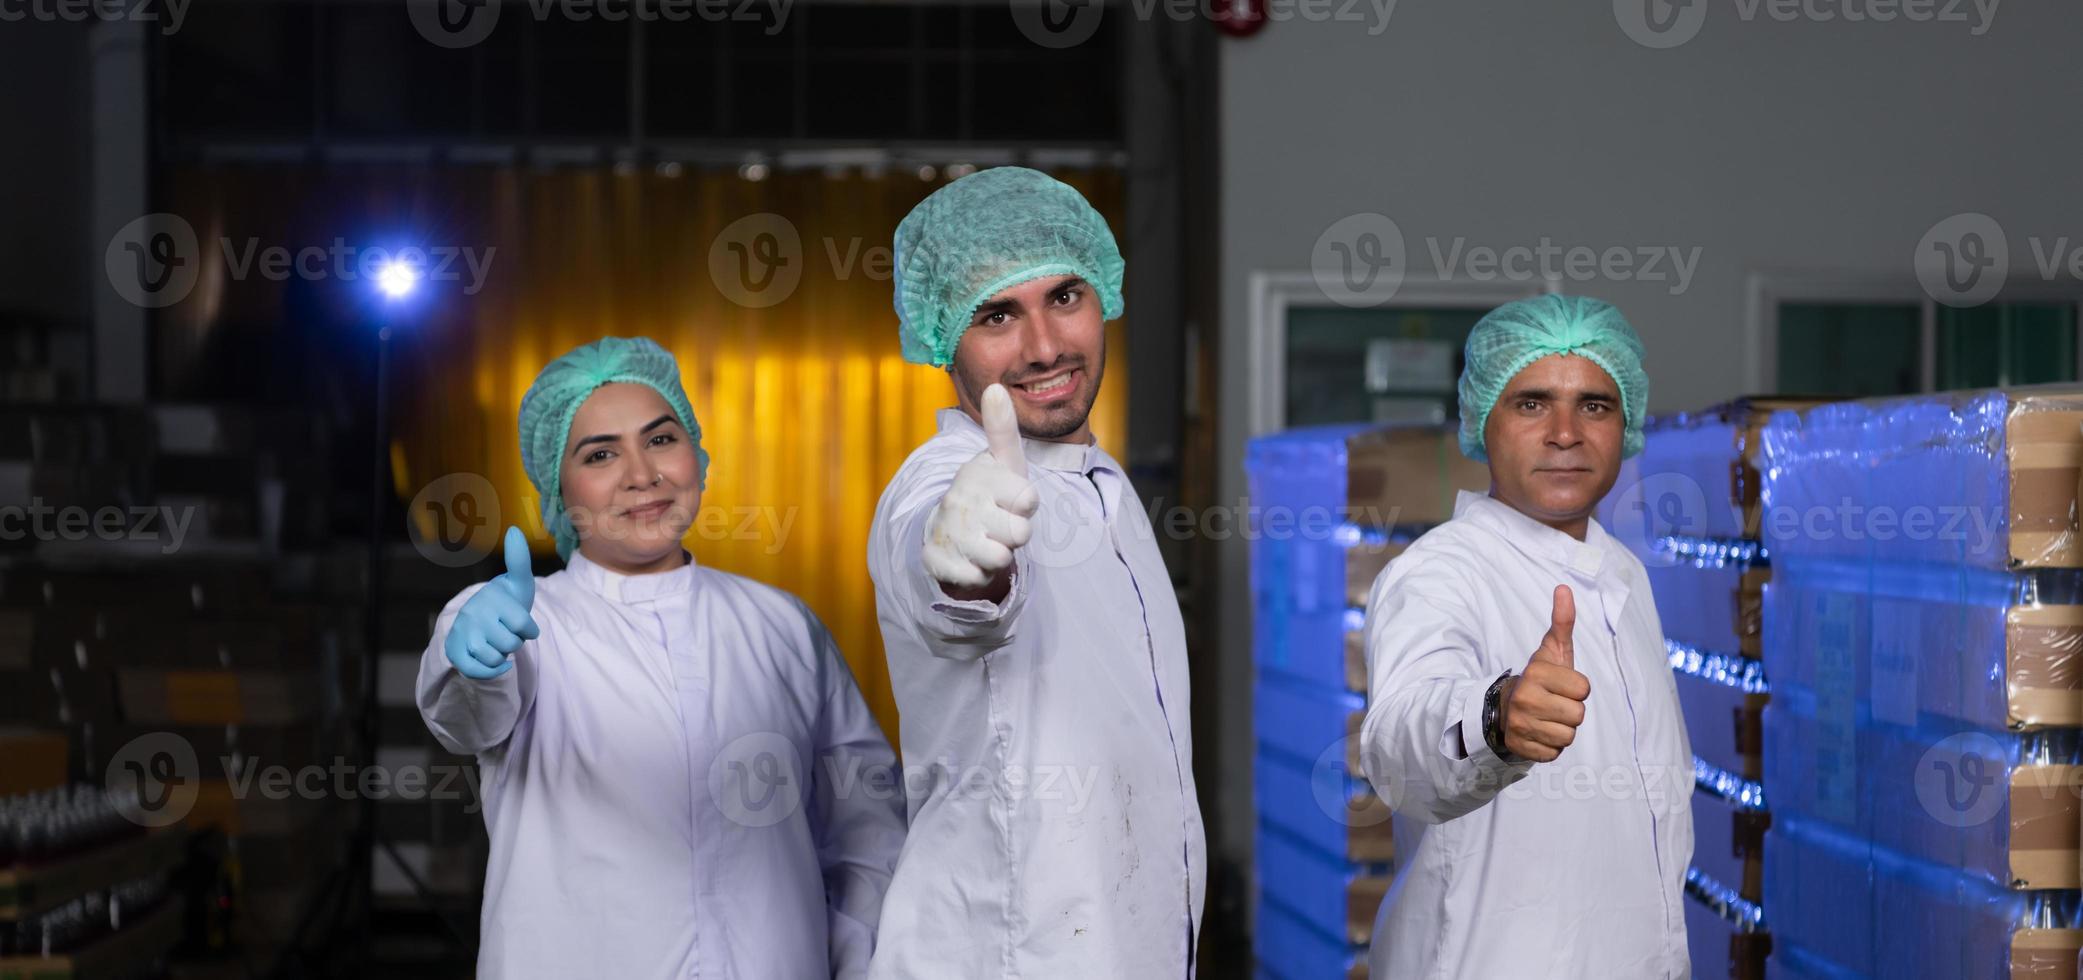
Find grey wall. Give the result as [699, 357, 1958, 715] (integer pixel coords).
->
[1214, 0, 2083, 892]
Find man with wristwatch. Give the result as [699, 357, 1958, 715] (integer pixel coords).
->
[1356, 295, 1693, 979]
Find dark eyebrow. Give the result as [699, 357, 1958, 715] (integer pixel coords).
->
[1505, 387, 1620, 405]
[569, 414, 677, 458]
[970, 276, 1089, 324]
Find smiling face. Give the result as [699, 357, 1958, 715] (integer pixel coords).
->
[1481, 353, 1626, 540]
[948, 274, 1106, 443]
[559, 383, 702, 574]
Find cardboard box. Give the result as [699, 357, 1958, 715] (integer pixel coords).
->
[2010, 929, 2083, 980]
[0, 728, 68, 795]
[1692, 786, 1768, 903]
[1765, 697, 2080, 890]
[1346, 874, 1388, 945]
[1342, 629, 1366, 694]
[1647, 560, 1766, 659]
[1343, 540, 1405, 609]
[1256, 750, 1392, 868]
[1767, 560, 2083, 731]
[117, 670, 316, 727]
[1255, 894, 1370, 979]
[1670, 648, 1768, 781]
[1631, 397, 1835, 542]
[1766, 814, 2082, 977]
[1344, 426, 1490, 529]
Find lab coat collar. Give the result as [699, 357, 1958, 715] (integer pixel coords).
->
[1452, 490, 1615, 582]
[936, 407, 1104, 475]
[566, 548, 699, 604]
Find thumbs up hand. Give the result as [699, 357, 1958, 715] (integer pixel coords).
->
[443, 526, 542, 680]
[1498, 585, 1592, 763]
[923, 384, 1042, 593]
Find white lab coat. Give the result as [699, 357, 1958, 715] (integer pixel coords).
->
[865, 408, 1207, 979]
[417, 550, 907, 979]
[1361, 491, 1692, 979]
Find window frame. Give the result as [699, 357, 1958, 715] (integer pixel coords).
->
[1747, 271, 2083, 395]
[1246, 271, 1553, 437]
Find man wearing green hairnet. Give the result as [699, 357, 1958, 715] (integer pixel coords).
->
[1355, 295, 1692, 978]
[865, 167, 1206, 977]
[416, 337, 907, 978]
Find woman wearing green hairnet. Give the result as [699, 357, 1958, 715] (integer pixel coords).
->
[414, 336, 906, 979]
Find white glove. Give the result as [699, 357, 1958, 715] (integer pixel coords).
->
[923, 384, 1041, 588]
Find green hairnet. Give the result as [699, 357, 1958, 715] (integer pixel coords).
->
[891, 166, 1125, 366]
[1456, 294, 1648, 462]
[518, 336, 709, 560]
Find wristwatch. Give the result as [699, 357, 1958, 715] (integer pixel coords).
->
[1481, 670, 1517, 762]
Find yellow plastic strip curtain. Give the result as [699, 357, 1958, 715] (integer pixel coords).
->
[165, 164, 1130, 745]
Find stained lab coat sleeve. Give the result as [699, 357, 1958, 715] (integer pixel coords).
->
[1359, 555, 1535, 825]
[806, 613, 908, 978]
[416, 580, 538, 757]
[887, 467, 1031, 657]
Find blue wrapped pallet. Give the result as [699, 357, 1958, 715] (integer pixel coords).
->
[1763, 675, 2080, 891]
[1246, 423, 1487, 977]
[1764, 814, 2080, 978]
[1256, 749, 1393, 866]
[1600, 401, 1817, 980]
[1759, 388, 2083, 571]
[1757, 387, 2083, 978]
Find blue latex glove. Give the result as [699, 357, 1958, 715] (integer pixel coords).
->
[443, 526, 540, 680]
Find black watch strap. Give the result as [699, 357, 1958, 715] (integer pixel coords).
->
[1481, 670, 1516, 762]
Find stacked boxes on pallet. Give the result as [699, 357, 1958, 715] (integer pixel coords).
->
[0, 402, 362, 969]
[1245, 423, 1488, 979]
[1758, 388, 2083, 978]
[1601, 398, 1824, 980]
